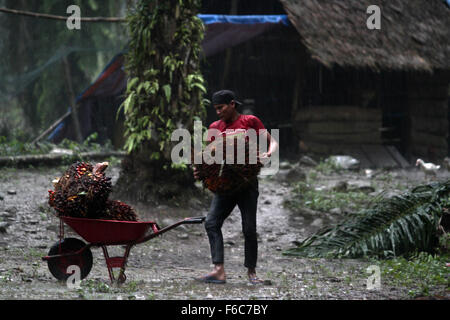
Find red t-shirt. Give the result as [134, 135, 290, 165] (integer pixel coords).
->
[207, 114, 266, 142]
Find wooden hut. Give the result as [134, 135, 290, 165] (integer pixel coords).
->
[202, 0, 450, 166]
[281, 0, 450, 166]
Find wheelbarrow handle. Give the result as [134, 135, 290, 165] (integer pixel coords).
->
[138, 216, 206, 243]
[182, 216, 206, 224]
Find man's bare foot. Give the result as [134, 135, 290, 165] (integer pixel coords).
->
[247, 268, 264, 284]
[195, 264, 226, 284]
[208, 264, 226, 281]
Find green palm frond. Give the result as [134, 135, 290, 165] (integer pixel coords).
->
[283, 180, 450, 259]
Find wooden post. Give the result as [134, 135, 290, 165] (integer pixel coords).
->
[291, 61, 303, 118]
[30, 110, 71, 145]
[62, 55, 83, 143]
[220, 0, 238, 89]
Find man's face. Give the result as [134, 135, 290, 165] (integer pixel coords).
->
[214, 101, 235, 122]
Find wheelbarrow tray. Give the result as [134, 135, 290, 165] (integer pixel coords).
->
[61, 216, 158, 245]
[45, 215, 205, 284]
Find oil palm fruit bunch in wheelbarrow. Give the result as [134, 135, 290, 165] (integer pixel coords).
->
[103, 199, 138, 221]
[48, 161, 138, 221]
[194, 131, 263, 195]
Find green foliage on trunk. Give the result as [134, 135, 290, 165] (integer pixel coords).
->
[121, 0, 207, 161]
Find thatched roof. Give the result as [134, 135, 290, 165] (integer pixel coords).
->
[280, 0, 450, 72]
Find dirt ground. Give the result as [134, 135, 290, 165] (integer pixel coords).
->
[0, 159, 448, 300]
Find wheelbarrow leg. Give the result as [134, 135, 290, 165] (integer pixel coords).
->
[118, 245, 132, 284]
[101, 245, 132, 285]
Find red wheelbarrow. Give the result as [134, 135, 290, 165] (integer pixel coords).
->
[42, 216, 205, 284]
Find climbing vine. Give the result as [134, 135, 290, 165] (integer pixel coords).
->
[121, 0, 207, 162]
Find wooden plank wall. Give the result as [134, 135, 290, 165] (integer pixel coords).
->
[293, 105, 382, 155]
[408, 75, 449, 163]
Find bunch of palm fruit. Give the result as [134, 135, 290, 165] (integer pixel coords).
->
[48, 161, 138, 221]
[194, 131, 263, 194]
[103, 200, 138, 221]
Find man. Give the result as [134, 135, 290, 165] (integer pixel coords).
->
[194, 90, 278, 284]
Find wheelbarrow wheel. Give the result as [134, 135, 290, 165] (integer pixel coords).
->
[47, 238, 93, 282]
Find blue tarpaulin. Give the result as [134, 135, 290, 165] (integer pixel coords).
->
[199, 14, 289, 26]
[47, 53, 126, 141]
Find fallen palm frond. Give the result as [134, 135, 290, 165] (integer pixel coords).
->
[283, 180, 450, 258]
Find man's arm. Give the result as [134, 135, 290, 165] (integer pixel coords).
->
[259, 130, 278, 160]
[248, 115, 278, 160]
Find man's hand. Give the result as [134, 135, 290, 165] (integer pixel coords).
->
[257, 129, 278, 165]
[259, 152, 271, 159]
[193, 166, 200, 180]
[258, 152, 271, 165]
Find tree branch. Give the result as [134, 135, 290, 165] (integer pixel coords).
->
[0, 7, 126, 22]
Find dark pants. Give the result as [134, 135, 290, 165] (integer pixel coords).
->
[204, 182, 259, 269]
